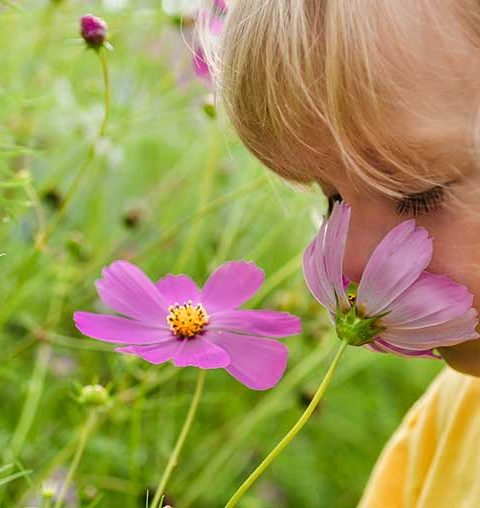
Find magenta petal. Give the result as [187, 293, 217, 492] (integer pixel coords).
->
[211, 309, 301, 337]
[193, 46, 211, 81]
[96, 261, 168, 323]
[117, 340, 181, 365]
[381, 272, 474, 328]
[357, 221, 432, 316]
[382, 308, 479, 349]
[201, 261, 264, 312]
[206, 330, 288, 390]
[74, 312, 171, 344]
[156, 274, 201, 305]
[173, 338, 230, 369]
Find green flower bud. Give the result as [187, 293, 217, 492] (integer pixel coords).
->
[78, 384, 109, 407]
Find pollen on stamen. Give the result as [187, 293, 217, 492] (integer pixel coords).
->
[166, 301, 209, 338]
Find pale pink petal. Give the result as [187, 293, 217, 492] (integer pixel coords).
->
[96, 261, 168, 323]
[173, 338, 230, 369]
[381, 272, 474, 328]
[210, 309, 301, 337]
[303, 221, 336, 312]
[382, 308, 479, 350]
[74, 312, 171, 344]
[357, 222, 432, 316]
[117, 340, 181, 364]
[155, 274, 201, 305]
[209, 16, 224, 35]
[366, 339, 439, 358]
[201, 261, 264, 312]
[206, 330, 288, 390]
[323, 203, 351, 310]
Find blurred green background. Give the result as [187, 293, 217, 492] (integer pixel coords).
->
[0, 1, 441, 507]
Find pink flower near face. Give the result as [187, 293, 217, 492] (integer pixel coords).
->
[303, 203, 479, 358]
[74, 261, 301, 390]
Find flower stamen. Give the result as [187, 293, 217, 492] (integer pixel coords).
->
[166, 300, 209, 338]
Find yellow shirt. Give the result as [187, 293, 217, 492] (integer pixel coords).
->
[359, 368, 480, 508]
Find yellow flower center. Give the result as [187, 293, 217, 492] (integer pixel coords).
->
[166, 301, 209, 338]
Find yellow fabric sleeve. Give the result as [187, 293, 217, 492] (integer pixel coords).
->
[358, 368, 480, 508]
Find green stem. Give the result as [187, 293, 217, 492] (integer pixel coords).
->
[150, 370, 206, 508]
[7, 344, 52, 461]
[53, 411, 97, 508]
[224, 340, 348, 508]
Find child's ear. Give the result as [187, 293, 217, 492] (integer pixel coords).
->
[439, 340, 480, 378]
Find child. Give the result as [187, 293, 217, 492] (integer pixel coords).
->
[215, 1, 480, 506]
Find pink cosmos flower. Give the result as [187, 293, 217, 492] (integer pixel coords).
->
[74, 261, 301, 390]
[303, 203, 479, 358]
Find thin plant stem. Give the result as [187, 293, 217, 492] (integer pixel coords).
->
[224, 340, 348, 508]
[53, 411, 98, 508]
[182, 340, 334, 507]
[150, 370, 206, 508]
[6, 344, 52, 461]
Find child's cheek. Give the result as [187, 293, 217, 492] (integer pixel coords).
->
[427, 213, 480, 376]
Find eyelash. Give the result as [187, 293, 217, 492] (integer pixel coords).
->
[327, 186, 446, 218]
[396, 186, 445, 217]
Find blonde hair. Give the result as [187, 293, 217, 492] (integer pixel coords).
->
[213, 1, 480, 197]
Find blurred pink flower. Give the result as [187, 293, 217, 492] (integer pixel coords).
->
[193, 46, 212, 82]
[74, 261, 301, 390]
[214, 0, 227, 13]
[80, 14, 108, 49]
[303, 203, 479, 358]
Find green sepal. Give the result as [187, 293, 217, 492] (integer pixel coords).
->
[335, 305, 385, 346]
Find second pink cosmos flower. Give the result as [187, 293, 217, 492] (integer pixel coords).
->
[74, 261, 301, 390]
[303, 203, 479, 358]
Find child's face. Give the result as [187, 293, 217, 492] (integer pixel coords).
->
[329, 169, 480, 375]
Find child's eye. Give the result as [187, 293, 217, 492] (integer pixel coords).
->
[396, 186, 445, 217]
[327, 193, 343, 216]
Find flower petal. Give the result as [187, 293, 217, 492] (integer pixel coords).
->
[303, 204, 351, 313]
[96, 261, 169, 323]
[323, 202, 351, 310]
[201, 261, 264, 312]
[303, 221, 336, 311]
[365, 339, 439, 358]
[173, 338, 230, 369]
[382, 308, 479, 350]
[210, 309, 301, 337]
[155, 274, 201, 305]
[206, 330, 288, 390]
[357, 221, 432, 316]
[117, 340, 181, 364]
[74, 312, 171, 344]
[381, 272, 474, 329]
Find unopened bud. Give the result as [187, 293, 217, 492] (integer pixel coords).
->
[78, 384, 109, 407]
[80, 14, 108, 50]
